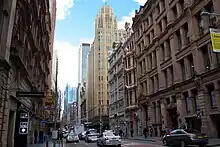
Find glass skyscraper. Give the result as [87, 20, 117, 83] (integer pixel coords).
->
[65, 84, 77, 104]
[81, 43, 90, 83]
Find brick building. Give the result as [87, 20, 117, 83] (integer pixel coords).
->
[132, 0, 220, 138]
[0, 0, 52, 147]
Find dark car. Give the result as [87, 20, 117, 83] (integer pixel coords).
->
[162, 129, 208, 147]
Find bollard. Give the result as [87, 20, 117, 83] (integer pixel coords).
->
[45, 140, 49, 147]
[53, 140, 56, 147]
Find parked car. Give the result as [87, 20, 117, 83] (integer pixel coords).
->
[162, 129, 208, 147]
[97, 131, 121, 147]
[79, 131, 87, 140]
[85, 133, 99, 142]
[66, 132, 79, 143]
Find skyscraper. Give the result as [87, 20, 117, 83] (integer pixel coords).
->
[48, 0, 56, 89]
[86, 4, 125, 131]
[81, 43, 90, 83]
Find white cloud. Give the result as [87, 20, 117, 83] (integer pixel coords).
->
[56, 0, 74, 20]
[134, 0, 148, 5]
[80, 38, 93, 44]
[54, 40, 79, 91]
[118, 10, 135, 29]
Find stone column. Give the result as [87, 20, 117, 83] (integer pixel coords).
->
[213, 0, 220, 21]
[184, 58, 191, 80]
[180, 27, 187, 49]
[161, 17, 166, 32]
[164, 41, 169, 60]
[159, 70, 165, 90]
[167, 9, 175, 25]
[188, 90, 196, 115]
[152, 53, 155, 69]
[192, 49, 204, 74]
[208, 43, 218, 70]
[176, 92, 187, 127]
[159, 1, 164, 13]
[176, 2, 183, 17]
[160, 100, 168, 127]
[156, 102, 161, 124]
[170, 34, 181, 84]
[151, 104, 156, 124]
[214, 81, 220, 111]
[197, 88, 209, 135]
[167, 67, 172, 87]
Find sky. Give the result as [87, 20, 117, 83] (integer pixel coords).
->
[54, 0, 147, 91]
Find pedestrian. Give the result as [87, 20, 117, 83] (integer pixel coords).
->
[119, 129, 123, 138]
[130, 129, 134, 138]
[143, 128, 147, 139]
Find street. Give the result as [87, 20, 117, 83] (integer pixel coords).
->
[65, 140, 163, 147]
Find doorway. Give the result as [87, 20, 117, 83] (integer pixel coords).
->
[168, 107, 178, 129]
[7, 111, 15, 147]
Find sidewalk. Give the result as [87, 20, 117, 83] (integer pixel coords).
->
[126, 136, 220, 146]
[30, 141, 64, 147]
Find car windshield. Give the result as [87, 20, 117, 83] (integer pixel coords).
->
[88, 134, 97, 136]
[105, 132, 115, 136]
[185, 129, 201, 134]
[69, 133, 77, 136]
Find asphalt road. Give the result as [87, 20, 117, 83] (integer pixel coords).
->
[65, 139, 164, 147]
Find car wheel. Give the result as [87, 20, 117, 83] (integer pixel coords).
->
[118, 144, 121, 147]
[163, 139, 168, 146]
[180, 140, 186, 147]
[199, 144, 205, 147]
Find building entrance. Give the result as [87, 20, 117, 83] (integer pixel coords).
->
[211, 114, 220, 138]
[185, 117, 201, 131]
[168, 107, 178, 129]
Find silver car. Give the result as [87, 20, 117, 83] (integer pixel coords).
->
[85, 133, 98, 142]
[66, 132, 79, 143]
[97, 131, 121, 147]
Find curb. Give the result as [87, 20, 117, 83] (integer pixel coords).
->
[207, 144, 220, 147]
[125, 138, 157, 142]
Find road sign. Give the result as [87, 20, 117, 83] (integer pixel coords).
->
[43, 90, 55, 110]
[20, 113, 28, 119]
[19, 122, 28, 134]
[16, 91, 44, 98]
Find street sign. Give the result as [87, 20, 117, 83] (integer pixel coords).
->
[16, 91, 44, 98]
[43, 90, 56, 110]
[19, 122, 28, 134]
[20, 113, 28, 119]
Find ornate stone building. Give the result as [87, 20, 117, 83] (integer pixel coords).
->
[0, 0, 52, 147]
[108, 42, 125, 132]
[133, 0, 220, 138]
[122, 23, 140, 136]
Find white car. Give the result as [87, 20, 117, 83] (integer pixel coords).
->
[66, 132, 79, 143]
[97, 131, 121, 147]
[85, 133, 98, 142]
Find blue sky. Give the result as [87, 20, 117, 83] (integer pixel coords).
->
[54, 0, 146, 90]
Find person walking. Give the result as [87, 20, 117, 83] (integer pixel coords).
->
[130, 129, 134, 138]
[143, 128, 147, 139]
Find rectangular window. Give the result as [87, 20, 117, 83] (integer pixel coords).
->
[180, 59, 186, 80]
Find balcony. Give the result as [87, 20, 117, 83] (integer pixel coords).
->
[123, 49, 135, 58]
[125, 104, 138, 111]
[125, 84, 137, 90]
[125, 66, 136, 72]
